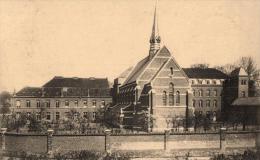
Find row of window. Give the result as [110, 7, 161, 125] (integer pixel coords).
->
[16, 112, 97, 121]
[193, 89, 218, 97]
[162, 90, 180, 106]
[192, 99, 218, 107]
[241, 80, 247, 85]
[191, 80, 219, 85]
[16, 100, 105, 108]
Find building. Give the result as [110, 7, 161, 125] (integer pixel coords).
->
[10, 76, 112, 122]
[183, 68, 227, 120]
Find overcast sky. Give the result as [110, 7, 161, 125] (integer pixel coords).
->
[0, 0, 260, 92]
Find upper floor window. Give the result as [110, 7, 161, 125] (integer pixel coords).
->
[199, 100, 203, 107]
[92, 100, 96, 106]
[16, 100, 21, 108]
[36, 112, 41, 121]
[206, 80, 210, 84]
[65, 100, 69, 107]
[206, 90, 210, 97]
[199, 90, 203, 97]
[26, 100, 30, 108]
[74, 100, 78, 107]
[191, 80, 195, 85]
[170, 67, 174, 75]
[169, 83, 174, 106]
[193, 90, 196, 96]
[213, 100, 217, 107]
[83, 100, 88, 106]
[46, 100, 50, 108]
[213, 90, 217, 97]
[192, 100, 196, 107]
[46, 112, 51, 120]
[101, 100, 105, 106]
[36, 100, 40, 108]
[56, 100, 60, 108]
[198, 80, 203, 84]
[93, 112, 96, 120]
[163, 91, 167, 106]
[241, 80, 247, 85]
[213, 80, 217, 85]
[206, 100, 210, 107]
[176, 91, 180, 105]
[56, 112, 60, 120]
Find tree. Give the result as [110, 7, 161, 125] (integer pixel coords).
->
[191, 63, 209, 69]
[0, 91, 11, 115]
[236, 56, 260, 79]
[27, 113, 47, 132]
[8, 112, 27, 132]
[214, 64, 237, 75]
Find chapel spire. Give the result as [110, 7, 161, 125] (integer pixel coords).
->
[149, 0, 161, 58]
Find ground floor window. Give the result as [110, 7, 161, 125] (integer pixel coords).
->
[46, 112, 51, 120]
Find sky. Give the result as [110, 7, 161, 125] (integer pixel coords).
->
[0, 0, 260, 92]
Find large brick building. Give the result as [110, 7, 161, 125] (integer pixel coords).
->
[10, 76, 112, 122]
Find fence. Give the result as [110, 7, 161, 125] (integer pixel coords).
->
[1, 128, 260, 156]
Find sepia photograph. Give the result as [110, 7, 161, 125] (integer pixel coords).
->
[0, 0, 260, 159]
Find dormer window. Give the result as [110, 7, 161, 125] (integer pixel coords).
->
[206, 80, 210, 84]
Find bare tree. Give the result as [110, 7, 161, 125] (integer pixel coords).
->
[191, 63, 209, 69]
[214, 64, 237, 75]
[236, 56, 260, 79]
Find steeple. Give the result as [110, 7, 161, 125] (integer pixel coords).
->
[149, 0, 161, 58]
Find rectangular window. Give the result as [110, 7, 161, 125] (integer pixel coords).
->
[206, 100, 210, 107]
[192, 100, 196, 107]
[92, 100, 96, 106]
[16, 100, 21, 108]
[65, 100, 69, 107]
[206, 90, 210, 97]
[36, 100, 40, 108]
[83, 100, 88, 107]
[213, 100, 217, 107]
[199, 100, 203, 107]
[46, 100, 50, 108]
[213, 90, 217, 97]
[26, 100, 31, 108]
[56, 112, 60, 120]
[56, 100, 60, 108]
[36, 112, 41, 120]
[93, 112, 96, 120]
[74, 100, 78, 107]
[46, 112, 51, 120]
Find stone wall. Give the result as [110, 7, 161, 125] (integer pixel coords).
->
[1, 130, 259, 155]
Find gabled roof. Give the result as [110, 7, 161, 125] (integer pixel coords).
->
[122, 46, 170, 85]
[182, 68, 228, 79]
[118, 66, 134, 78]
[230, 67, 248, 77]
[16, 87, 42, 97]
[232, 97, 260, 107]
[43, 77, 110, 89]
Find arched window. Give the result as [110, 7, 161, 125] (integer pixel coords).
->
[169, 83, 174, 106]
[213, 100, 217, 107]
[193, 90, 196, 96]
[206, 89, 210, 97]
[213, 90, 217, 97]
[199, 90, 203, 97]
[206, 100, 210, 107]
[199, 100, 203, 107]
[192, 100, 196, 107]
[163, 91, 167, 106]
[176, 91, 180, 105]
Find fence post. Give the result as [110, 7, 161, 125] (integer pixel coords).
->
[220, 127, 226, 153]
[105, 129, 111, 153]
[47, 129, 54, 156]
[1, 128, 7, 151]
[164, 129, 170, 151]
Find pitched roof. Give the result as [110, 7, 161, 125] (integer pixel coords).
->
[182, 68, 228, 79]
[43, 77, 110, 89]
[16, 87, 42, 97]
[232, 97, 260, 107]
[230, 67, 247, 77]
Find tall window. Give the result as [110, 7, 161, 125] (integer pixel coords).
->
[56, 112, 60, 120]
[192, 100, 196, 107]
[16, 100, 21, 108]
[241, 91, 246, 97]
[176, 91, 180, 105]
[26, 100, 30, 108]
[213, 90, 217, 97]
[170, 67, 174, 75]
[206, 100, 210, 107]
[65, 100, 69, 107]
[36, 112, 41, 121]
[92, 100, 96, 106]
[36, 100, 40, 108]
[46, 100, 50, 108]
[101, 100, 105, 106]
[93, 112, 96, 120]
[163, 91, 167, 106]
[46, 112, 51, 120]
[199, 90, 203, 97]
[206, 80, 210, 84]
[56, 100, 60, 108]
[241, 80, 247, 85]
[74, 100, 78, 107]
[193, 90, 196, 96]
[199, 100, 203, 107]
[206, 90, 210, 97]
[169, 83, 174, 106]
[213, 100, 217, 107]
